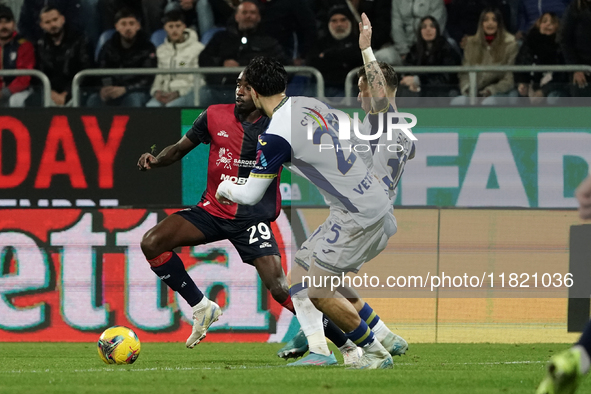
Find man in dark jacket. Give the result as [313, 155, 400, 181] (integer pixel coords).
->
[198, 0, 287, 104]
[87, 7, 156, 107]
[30, 6, 92, 106]
[0, 4, 35, 107]
[307, 5, 362, 97]
[17, 0, 83, 42]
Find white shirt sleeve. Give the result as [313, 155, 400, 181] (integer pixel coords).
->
[216, 176, 275, 206]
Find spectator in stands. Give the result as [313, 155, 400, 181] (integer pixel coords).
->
[258, 0, 316, 64]
[28, 6, 92, 106]
[450, 8, 518, 104]
[198, 0, 287, 104]
[447, 0, 512, 49]
[516, 0, 570, 40]
[17, 0, 83, 42]
[312, 0, 392, 53]
[87, 7, 156, 107]
[561, 0, 591, 97]
[147, 10, 203, 107]
[0, 0, 23, 23]
[387, 0, 447, 65]
[307, 5, 362, 97]
[400, 15, 461, 97]
[0, 5, 34, 107]
[98, 0, 167, 36]
[515, 12, 567, 101]
[165, 0, 218, 38]
[165, 0, 198, 33]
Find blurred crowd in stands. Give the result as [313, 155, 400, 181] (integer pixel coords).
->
[0, 0, 589, 107]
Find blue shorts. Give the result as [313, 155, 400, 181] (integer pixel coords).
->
[175, 206, 280, 265]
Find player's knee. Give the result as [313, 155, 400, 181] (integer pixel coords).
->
[269, 283, 289, 304]
[140, 230, 164, 260]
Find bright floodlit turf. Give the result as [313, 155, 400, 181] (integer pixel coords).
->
[1, 343, 590, 393]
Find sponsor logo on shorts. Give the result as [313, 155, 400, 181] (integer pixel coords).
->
[322, 249, 335, 254]
[260, 242, 273, 248]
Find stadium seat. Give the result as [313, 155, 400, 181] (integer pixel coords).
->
[151, 29, 168, 48]
[201, 27, 225, 45]
[95, 29, 115, 62]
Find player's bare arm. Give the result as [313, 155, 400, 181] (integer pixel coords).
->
[137, 135, 197, 171]
[359, 13, 389, 112]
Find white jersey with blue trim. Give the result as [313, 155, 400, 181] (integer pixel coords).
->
[251, 96, 391, 228]
[359, 104, 415, 204]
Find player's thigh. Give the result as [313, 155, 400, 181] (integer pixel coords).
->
[141, 213, 207, 259]
[253, 255, 286, 287]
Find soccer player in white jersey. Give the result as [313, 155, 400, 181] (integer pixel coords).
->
[215, 14, 414, 369]
[276, 13, 416, 367]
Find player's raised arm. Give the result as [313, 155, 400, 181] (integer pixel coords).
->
[359, 13, 389, 112]
[137, 135, 197, 171]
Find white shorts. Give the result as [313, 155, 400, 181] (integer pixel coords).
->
[294, 209, 397, 274]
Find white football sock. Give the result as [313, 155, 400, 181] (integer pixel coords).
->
[363, 336, 388, 356]
[292, 295, 331, 356]
[371, 320, 390, 342]
[574, 345, 591, 374]
[193, 297, 209, 311]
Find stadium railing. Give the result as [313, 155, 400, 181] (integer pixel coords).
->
[0, 69, 52, 107]
[70, 66, 326, 107]
[345, 64, 591, 101]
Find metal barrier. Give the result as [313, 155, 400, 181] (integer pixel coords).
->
[345, 65, 591, 99]
[71, 66, 325, 107]
[0, 69, 52, 107]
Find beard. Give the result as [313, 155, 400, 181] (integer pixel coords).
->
[329, 23, 352, 41]
[234, 101, 256, 119]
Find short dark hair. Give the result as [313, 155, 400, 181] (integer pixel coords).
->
[114, 7, 139, 23]
[162, 9, 185, 24]
[357, 61, 398, 91]
[244, 56, 288, 97]
[39, 6, 61, 19]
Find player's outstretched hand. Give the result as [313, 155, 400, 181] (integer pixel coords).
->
[576, 175, 591, 220]
[359, 13, 372, 51]
[137, 153, 157, 171]
[215, 191, 233, 205]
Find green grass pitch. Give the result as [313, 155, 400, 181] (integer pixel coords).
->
[1, 342, 590, 393]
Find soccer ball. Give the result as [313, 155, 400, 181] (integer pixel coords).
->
[97, 326, 141, 365]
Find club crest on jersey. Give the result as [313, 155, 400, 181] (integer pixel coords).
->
[216, 147, 233, 169]
[258, 135, 267, 146]
[217, 130, 229, 138]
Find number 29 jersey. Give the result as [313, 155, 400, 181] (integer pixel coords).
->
[250, 97, 390, 228]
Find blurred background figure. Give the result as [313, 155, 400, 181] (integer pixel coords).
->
[17, 0, 83, 42]
[198, 0, 287, 105]
[515, 0, 570, 41]
[87, 7, 156, 107]
[399, 15, 461, 98]
[0, 4, 34, 107]
[28, 6, 92, 107]
[560, 0, 591, 97]
[451, 8, 518, 105]
[307, 5, 362, 98]
[447, 0, 512, 50]
[514, 12, 568, 103]
[147, 10, 204, 107]
[386, 0, 447, 65]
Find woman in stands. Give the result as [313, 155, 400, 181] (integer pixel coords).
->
[451, 8, 518, 105]
[399, 15, 461, 99]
